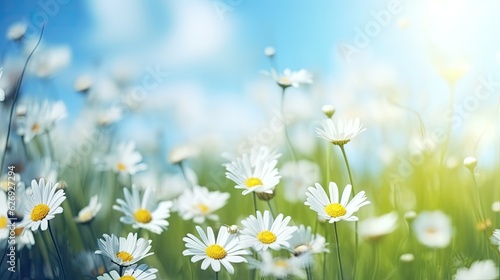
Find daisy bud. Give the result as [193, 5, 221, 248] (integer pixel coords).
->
[264, 46, 276, 57]
[292, 245, 310, 257]
[7, 22, 27, 41]
[322, 104, 335, 118]
[256, 191, 275, 201]
[56, 180, 68, 190]
[400, 253, 414, 262]
[227, 225, 239, 234]
[74, 75, 93, 93]
[463, 156, 477, 171]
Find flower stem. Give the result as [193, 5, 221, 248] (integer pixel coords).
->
[266, 200, 275, 217]
[215, 271, 219, 280]
[48, 222, 67, 279]
[338, 145, 354, 195]
[280, 88, 296, 162]
[322, 223, 328, 280]
[371, 242, 380, 280]
[252, 192, 258, 214]
[178, 161, 193, 190]
[306, 265, 313, 280]
[334, 222, 344, 280]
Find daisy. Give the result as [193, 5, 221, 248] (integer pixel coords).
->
[0, 191, 8, 240]
[182, 225, 251, 274]
[7, 22, 27, 41]
[305, 182, 370, 223]
[490, 229, 500, 251]
[288, 225, 328, 257]
[16, 100, 68, 143]
[225, 153, 280, 195]
[96, 141, 147, 175]
[97, 264, 158, 280]
[113, 186, 172, 234]
[454, 260, 498, 280]
[14, 226, 35, 250]
[75, 195, 102, 224]
[18, 178, 66, 231]
[280, 160, 320, 202]
[263, 68, 313, 88]
[316, 118, 366, 146]
[250, 251, 307, 279]
[412, 211, 452, 248]
[359, 212, 398, 241]
[73, 251, 117, 278]
[168, 143, 199, 164]
[95, 232, 153, 267]
[240, 210, 297, 251]
[174, 185, 230, 224]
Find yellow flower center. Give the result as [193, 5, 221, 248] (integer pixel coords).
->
[118, 276, 135, 280]
[31, 204, 50, 221]
[245, 177, 263, 188]
[32, 123, 40, 132]
[205, 244, 227, 260]
[134, 208, 152, 223]
[0, 216, 7, 228]
[78, 210, 94, 222]
[325, 203, 346, 218]
[257, 230, 277, 244]
[196, 204, 209, 214]
[116, 251, 134, 263]
[116, 162, 127, 171]
[274, 259, 288, 268]
[14, 227, 24, 236]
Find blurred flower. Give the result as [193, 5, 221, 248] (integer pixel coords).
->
[97, 264, 158, 280]
[463, 156, 477, 172]
[288, 225, 328, 258]
[75, 195, 102, 224]
[240, 210, 297, 251]
[248, 146, 281, 167]
[490, 229, 500, 251]
[412, 211, 452, 248]
[113, 186, 173, 234]
[251, 251, 306, 279]
[280, 160, 320, 202]
[168, 143, 199, 164]
[263, 68, 313, 88]
[16, 100, 68, 143]
[264, 46, 275, 57]
[74, 74, 93, 93]
[18, 178, 66, 231]
[400, 253, 414, 262]
[0, 191, 8, 240]
[476, 219, 491, 232]
[73, 251, 117, 278]
[225, 151, 280, 196]
[437, 58, 468, 85]
[174, 185, 229, 224]
[454, 259, 498, 280]
[397, 17, 410, 29]
[322, 104, 335, 118]
[359, 212, 398, 241]
[316, 118, 366, 146]
[32, 45, 72, 78]
[95, 232, 153, 267]
[96, 141, 147, 175]
[305, 182, 370, 223]
[492, 201, 500, 212]
[182, 225, 250, 274]
[14, 226, 35, 250]
[404, 211, 417, 220]
[6, 22, 27, 41]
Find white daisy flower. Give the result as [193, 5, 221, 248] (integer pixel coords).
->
[95, 232, 153, 267]
[263, 68, 313, 88]
[359, 212, 398, 241]
[225, 153, 280, 196]
[174, 185, 230, 224]
[251, 251, 306, 279]
[18, 178, 66, 231]
[454, 259, 498, 280]
[305, 182, 370, 223]
[182, 225, 251, 274]
[0, 191, 8, 240]
[97, 264, 158, 280]
[240, 210, 297, 251]
[96, 141, 148, 175]
[249, 146, 281, 166]
[113, 186, 173, 234]
[288, 225, 328, 257]
[316, 118, 366, 146]
[280, 160, 320, 202]
[7, 22, 27, 41]
[32, 45, 72, 78]
[168, 143, 199, 164]
[16, 100, 68, 143]
[75, 195, 102, 224]
[412, 211, 452, 248]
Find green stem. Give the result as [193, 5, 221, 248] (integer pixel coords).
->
[266, 200, 275, 217]
[48, 222, 67, 279]
[280, 88, 296, 162]
[371, 243, 380, 280]
[334, 222, 344, 280]
[322, 224, 328, 280]
[306, 265, 313, 280]
[252, 193, 258, 214]
[338, 145, 354, 195]
[178, 161, 192, 189]
[215, 271, 219, 280]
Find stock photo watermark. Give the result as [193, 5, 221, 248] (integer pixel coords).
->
[5, 165, 17, 273]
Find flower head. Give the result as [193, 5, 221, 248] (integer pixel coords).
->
[182, 226, 251, 274]
[113, 186, 172, 234]
[288, 225, 328, 259]
[97, 264, 158, 280]
[305, 182, 370, 223]
[454, 260, 498, 280]
[75, 195, 102, 224]
[359, 212, 398, 241]
[240, 210, 297, 251]
[316, 118, 366, 146]
[264, 68, 313, 89]
[412, 211, 452, 248]
[16, 100, 67, 143]
[250, 251, 307, 278]
[463, 156, 477, 171]
[96, 141, 147, 175]
[7, 22, 27, 41]
[95, 233, 153, 267]
[18, 178, 66, 231]
[280, 160, 320, 202]
[174, 186, 229, 224]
